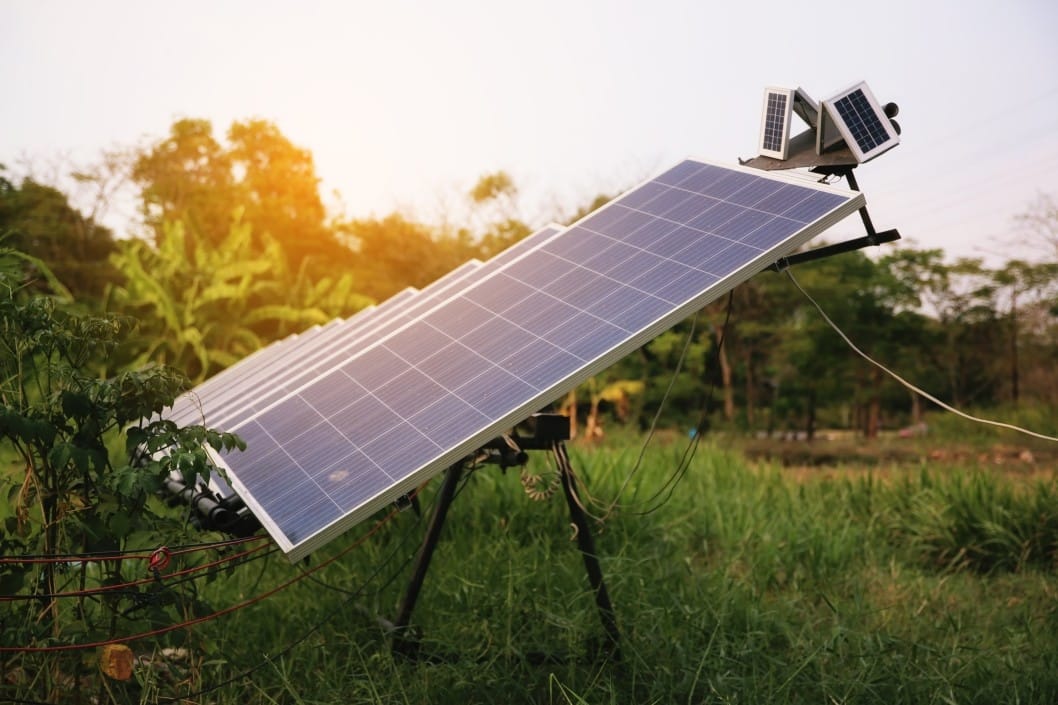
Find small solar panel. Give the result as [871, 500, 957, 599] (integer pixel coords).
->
[820, 81, 899, 162]
[758, 87, 793, 159]
[210, 159, 863, 561]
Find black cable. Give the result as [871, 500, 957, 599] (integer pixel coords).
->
[626, 290, 733, 516]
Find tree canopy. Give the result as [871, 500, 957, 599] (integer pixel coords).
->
[0, 166, 117, 299]
[5, 116, 1057, 439]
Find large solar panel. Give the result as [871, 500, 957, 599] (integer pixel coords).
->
[821, 81, 899, 163]
[181, 266, 480, 430]
[210, 159, 864, 561]
[180, 227, 562, 435]
[166, 287, 420, 427]
[165, 230, 562, 500]
[758, 87, 793, 159]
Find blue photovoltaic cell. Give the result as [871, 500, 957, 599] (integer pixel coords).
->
[165, 288, 418, 427]
[165, 229, 561, 499]
[833, 88, 892, 154]
[189, 270, 474, 430]
[761, 91, 789, 153]
[189, 226, 561, 433]
[213, 159, 862, 560]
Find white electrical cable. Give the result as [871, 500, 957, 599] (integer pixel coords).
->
[785, 269, 1058, 444]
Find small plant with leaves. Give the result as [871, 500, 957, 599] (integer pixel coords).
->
[0, 245, 244, 702]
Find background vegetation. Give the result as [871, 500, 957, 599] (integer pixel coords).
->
[1, 118, 1056, 703]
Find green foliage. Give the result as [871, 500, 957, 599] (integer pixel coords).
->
[0, 247, 244, 702]
[340, 213, 477, 301]
[136, 441, 1058, 704]
[131, 117, 357, 278]
[0, 166, 118, 300]
[887, 470, 1058, 573]
[107, 214, 369, 382]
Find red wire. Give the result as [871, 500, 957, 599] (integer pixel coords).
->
[0, 535, 267, 565]
[0, 542, 273, 602]
[0, 504, 401, 653]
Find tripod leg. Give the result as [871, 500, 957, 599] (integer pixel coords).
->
[391, 463, 463, 658]
[554, 442, 621, 660]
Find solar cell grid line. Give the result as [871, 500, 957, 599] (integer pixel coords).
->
[165, 307, 378, 426]
[762, 93, 786, 150]
[169, 271, 475, 429]
[165, 319, 335, 418]
[834, 90, 889, 151]
[165, 288, 420, 427]
[202, 227, 562, 430]
[213, 159, 863, 561]
[822, 82, 898, 163]
[195, 259, 487, 429]
[760, 89, 791, 157]
[182, 232, 558, 499]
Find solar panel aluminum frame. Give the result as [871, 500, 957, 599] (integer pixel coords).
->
[211, 160, 864, 562]
[819, 81, 899, 163]
[758, 87, 794, 160]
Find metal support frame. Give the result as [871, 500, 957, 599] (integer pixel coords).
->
[553, 441, 622, 660]
[385, 415, 620, 662]
[767, 164, 900, 271]
[390, 462, 464, 659]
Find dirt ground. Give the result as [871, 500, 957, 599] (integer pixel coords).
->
[741, 435, 1058, 478]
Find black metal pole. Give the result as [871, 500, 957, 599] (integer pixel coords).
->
[554, 442, 621, 660]
[391, 463, 463, 656]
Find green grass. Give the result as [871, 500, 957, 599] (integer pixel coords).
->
[6, 436, 1058, 703]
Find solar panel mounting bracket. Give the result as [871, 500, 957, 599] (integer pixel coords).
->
[764, 166, 900, 271]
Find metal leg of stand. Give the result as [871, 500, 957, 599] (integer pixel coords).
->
[554, 442, 622, 661]
[391, 463, 463, 658]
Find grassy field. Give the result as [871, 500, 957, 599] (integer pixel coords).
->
[6, 430, 1058, 704]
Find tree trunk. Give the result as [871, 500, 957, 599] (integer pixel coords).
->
[563, 389, 578, 439]
[866, 366, 882, 438]
[715, 326, 735, 421]
[744, 347, 755, 426]
[1010, 290, 1020, 406]
[805, 388, 816, 441]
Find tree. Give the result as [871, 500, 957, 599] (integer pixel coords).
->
[131, 118, 234, 247]
[1014, 193, 1058, 263]
[226, 119, 354, 272]
[131, 118, 357, 278]
[107, 211, 369, 383]
[0, 166, 118, 299]
[340, 213, 472, 301]
[991, 259, 1058, 405]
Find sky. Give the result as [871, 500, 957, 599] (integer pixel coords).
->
[2, 0, 1057, 265]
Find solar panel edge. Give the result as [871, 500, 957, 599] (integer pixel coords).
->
[165, 288, 423, 427]
[256, 173, 865, 563]
[204, 242, 554, 432]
